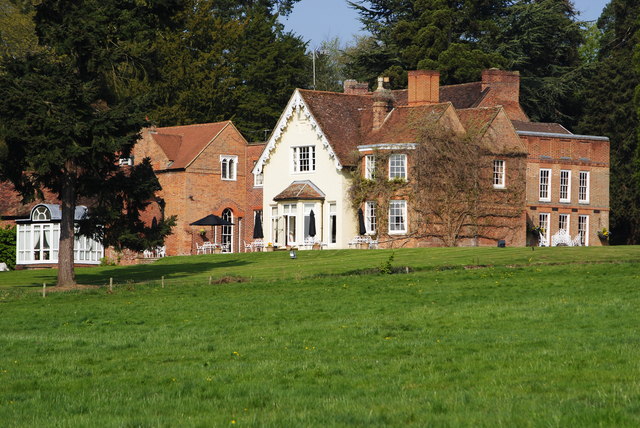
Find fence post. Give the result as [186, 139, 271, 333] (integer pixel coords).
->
[109, 277, 113, 293]
[42, 283, 46, 298]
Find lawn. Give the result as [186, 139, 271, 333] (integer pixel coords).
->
[0, 247, 639, 427]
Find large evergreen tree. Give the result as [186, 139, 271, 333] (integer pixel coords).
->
[148, 0, 308, 141]
[576, 0, 640, 244]
[348, 0, 584, 123]
[0, 0, 182, 285]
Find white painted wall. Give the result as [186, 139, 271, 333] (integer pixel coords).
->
[262, 102, 357, 249]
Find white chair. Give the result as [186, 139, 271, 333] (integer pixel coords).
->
[538, 235, 549, 247]
[195, 243, 205, 255]
[551, 230, 573, 247]
[244, 241, 253, 252]
[252, 239, 264, 252]
[156, 246, 166, 257]
[143, 249, 154, 258]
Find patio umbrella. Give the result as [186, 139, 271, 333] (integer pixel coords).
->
[190, 214, 234, 242]
[308, 210, 317, 237]
[253, 211, 264, 239]
[189, 214, 234, 227]
[357, 208, 367, 235]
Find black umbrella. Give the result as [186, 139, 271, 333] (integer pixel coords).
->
[189, 214, 233, 226]
[357, 208, 367, 235]
[253, 211, 264, 239]
[308, 210, 317, 237]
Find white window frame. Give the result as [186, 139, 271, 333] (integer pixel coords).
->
[220, 155, 238, 181]
[303, 203, 316, 240]
[270, 206, 279, 245]
[292, 146, 316, 173]
[578, 215, 589, 246]
[579, 171, 590, 204]
[282, 203, 297, 245]
[17, 223, 102, 265]
[388, 200, 407, 234]
[254, 171, 263, 187]
[558, 214, 570, 234]
[559, 170, 571, 203]
[329, 203, 337, 244]
[539, 168, 551, 202]
[365, 201, 376, 235]
[493, 160, 505, 189]
[538, 213, 550, 246]
[388, 154, 407, 180]
[365, 155, 376, 180]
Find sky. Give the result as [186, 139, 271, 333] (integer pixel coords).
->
[281, 0, 611, 48]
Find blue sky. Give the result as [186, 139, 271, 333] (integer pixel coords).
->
[281, 0, 611, 48]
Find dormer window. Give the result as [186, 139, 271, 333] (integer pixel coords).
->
[32, 206, 51, 221]
[221, 155, 238, 181]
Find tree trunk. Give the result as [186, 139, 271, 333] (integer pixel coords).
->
[57, 167, 77, 286]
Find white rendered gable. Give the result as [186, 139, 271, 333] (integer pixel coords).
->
[253, 90, 342, 174]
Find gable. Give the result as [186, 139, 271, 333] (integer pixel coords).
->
[459, 107, 527, 154]
[254, 90, 343, 174]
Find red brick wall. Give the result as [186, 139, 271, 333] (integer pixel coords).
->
[523, 134, 610, 246]
[134, 125, 264, 256]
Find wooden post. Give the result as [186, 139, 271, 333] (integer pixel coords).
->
[162, 276, 165, 288]
[209, 276, 212, 285]
[109, 277, 113, 293]
[42, 283, 46, 298]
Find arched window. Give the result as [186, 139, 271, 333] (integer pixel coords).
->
[222, 209, 233, 253]
[32, 206, 51, 221]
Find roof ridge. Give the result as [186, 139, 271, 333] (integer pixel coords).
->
[441, 81, 482, 89]
[298, 88, 371, 97]
[157, 121, 230, 131]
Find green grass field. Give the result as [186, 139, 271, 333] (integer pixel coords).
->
[1, 247, 639, 426]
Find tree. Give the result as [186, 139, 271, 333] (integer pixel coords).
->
[0, 0, 183, 286]
[347, 0, 584, 123]
[0, 0, 39, 60]
[307, 37, 349, 92]
[576, 0, 640, 244]
[148, 0, 308, 141]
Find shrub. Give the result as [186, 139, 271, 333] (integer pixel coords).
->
[0, 225, 16, 269]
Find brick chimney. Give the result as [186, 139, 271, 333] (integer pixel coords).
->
[372, 76, 393, 130]
[481, 69, 520, 104]
[343, 79, 369, 95]
[408, 70, 440, 106]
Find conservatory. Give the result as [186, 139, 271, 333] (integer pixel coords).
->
[16, 204, 103, 267]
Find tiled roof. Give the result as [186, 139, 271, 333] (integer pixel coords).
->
[511, 120, 571, 135]
[365, 104, 451, 145]
[274, 180, 326, 201]
[440, 82, 487, 108]
[457, 107, 501, 135]
[151, 122, 230, 170]
[299, 90, 374, 166]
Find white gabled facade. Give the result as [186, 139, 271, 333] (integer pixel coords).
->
[254, 90, 357, 249]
